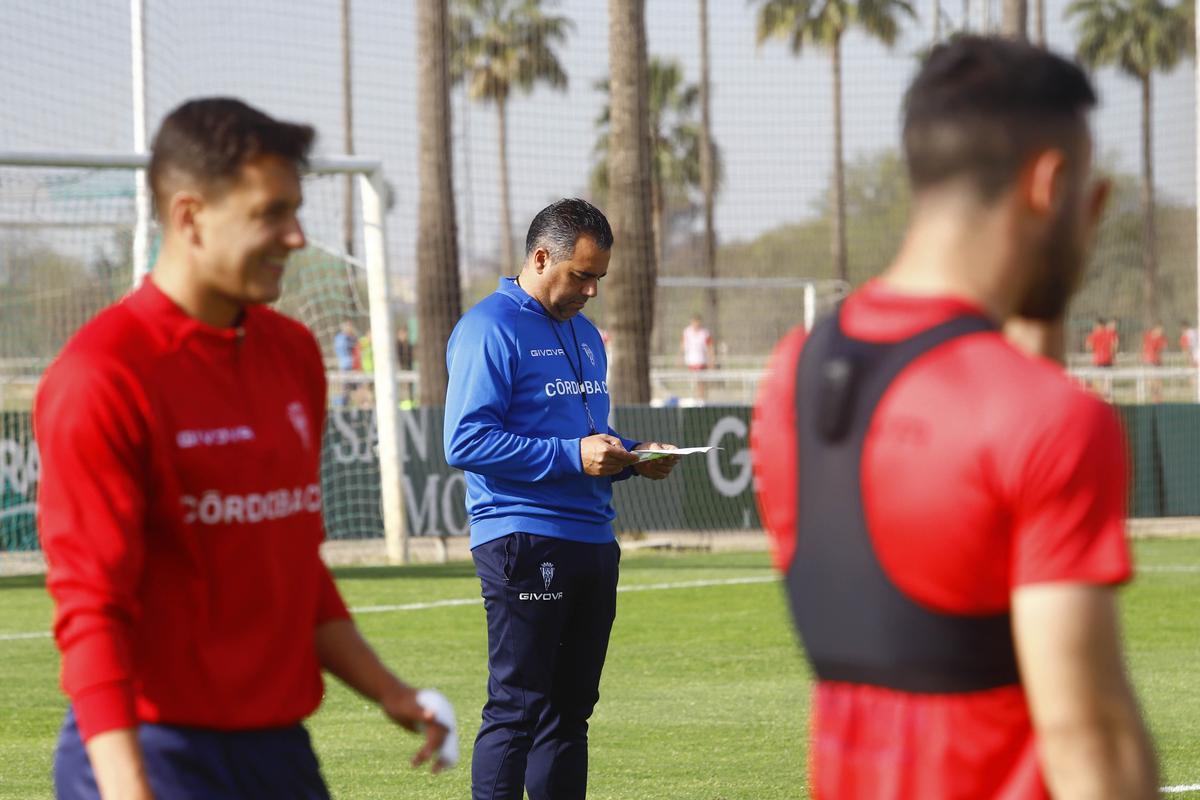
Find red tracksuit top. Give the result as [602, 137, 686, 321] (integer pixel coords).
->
[35, 279, 350, 741]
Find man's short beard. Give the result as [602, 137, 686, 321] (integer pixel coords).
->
[1016, 208, 1084, 322]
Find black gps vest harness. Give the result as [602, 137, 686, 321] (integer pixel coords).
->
[787, 308, 1021, 693]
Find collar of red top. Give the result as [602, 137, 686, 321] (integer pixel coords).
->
[840, 280, 996, 344]
[125, 278, 257, 346]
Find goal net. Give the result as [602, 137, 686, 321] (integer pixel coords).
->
[582, 276, 848, 406]
[0, 154, 408, 561]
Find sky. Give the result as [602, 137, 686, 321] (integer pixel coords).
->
[0, 0, 1194, 282]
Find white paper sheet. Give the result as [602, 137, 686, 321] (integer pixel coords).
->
[632, 446, 719, 462]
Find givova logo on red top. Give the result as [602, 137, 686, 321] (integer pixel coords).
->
[176, 426, 255, 449]
[181, 484, 322, 526]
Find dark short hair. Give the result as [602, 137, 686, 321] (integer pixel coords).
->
[148, 97, 315, 217]
[525, 198, 614, 261]
[903, 36, 1097, 201]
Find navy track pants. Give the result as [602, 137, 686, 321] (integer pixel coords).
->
[54, 707, 330, 800]
[471, 532, 620, 800]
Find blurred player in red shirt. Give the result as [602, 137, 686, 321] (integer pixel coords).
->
[1179, 320, 1198, 365]
[37, 99, 450, 800]
[1086, 317, 1119, 366]
[1141, 323, 1167, 366]
[752, 37, 1156, 799]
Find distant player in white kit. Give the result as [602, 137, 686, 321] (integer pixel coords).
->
[681, 315, 715, 401]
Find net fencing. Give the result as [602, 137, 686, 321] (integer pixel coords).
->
[0, 157, 408, 557]
[0, 0, 1196, 561]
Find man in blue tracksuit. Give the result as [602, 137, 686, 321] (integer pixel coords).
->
[445, 198, 680, 800]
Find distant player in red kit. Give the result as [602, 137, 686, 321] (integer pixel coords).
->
[751, 38, 1156, 799]
[37, 98, 451, 800]
[1141, 323, 1167, 366]
[1179, 320, 1198, 364]
[1086, 317, 1119, 366]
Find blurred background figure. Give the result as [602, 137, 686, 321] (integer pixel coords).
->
[396, 324, 416, 407]
[681, 315, 714, 402]
[1086, 317, 1118, 367]
[1142, 322, 1166, 366]
[333, 321, 359, 406]
[1180, 321, 1198, 366]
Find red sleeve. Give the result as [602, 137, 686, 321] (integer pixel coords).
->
[1009, 394, 1132, 588]
[751, 326, 806, 571]
[35, 356, 150, 740]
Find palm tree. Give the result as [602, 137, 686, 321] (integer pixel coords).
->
[605, 0, 656, 404]
[1068, 0, 1193, 325]
[417, 0, 461, 406]
[450, 0, 571, 276]
[1002, 0, 1027, 36]
[591, 58, 722, 270]
[754, 0, 915, 283]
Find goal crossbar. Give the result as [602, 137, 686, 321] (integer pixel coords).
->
[0, 151, 383, 175]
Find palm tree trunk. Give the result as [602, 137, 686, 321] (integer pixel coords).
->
[416, 0, 460, 406]
[607, 0, 656, 404]
[497, 99, 516, 276]
[1140, 73, 1159, 327]
[651, 173, 664, 272]
[1033, 0, 1045, 45]
[831, 33, 848, 282]
[698, 0, 719, 355]
[651, 173, 667, 361]
[1001, 0, 1026, 38]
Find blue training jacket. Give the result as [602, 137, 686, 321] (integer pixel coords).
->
[444, 277, 638, 548]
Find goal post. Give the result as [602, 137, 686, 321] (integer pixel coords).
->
[0, 151, 410, 564]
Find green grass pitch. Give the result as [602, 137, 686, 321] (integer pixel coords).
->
[1, 541, 1198, 799]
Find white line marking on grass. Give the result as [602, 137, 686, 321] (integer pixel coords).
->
[1141, 565, 1200, 573]
[614, 575, 778, 593]
[1162, 785, 1200, 794]
[0, 575, 779, 640]
[350, 574, 779, 615]
[0, 631, 51, 641]
[352, 597, 482, 614]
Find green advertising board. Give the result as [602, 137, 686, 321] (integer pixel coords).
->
[0, 402, 1187, 553]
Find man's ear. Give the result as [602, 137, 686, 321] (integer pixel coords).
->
[1021, 148, 1068, 217]
[533, 247, 552, 275]
[167, 190, 205, 246]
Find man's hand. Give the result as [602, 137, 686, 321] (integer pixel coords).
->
[580, 434, 639, 476]
[380, 684, 453, 773]
[316, 619, 454, 773]
[631, 442, 681, 480]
